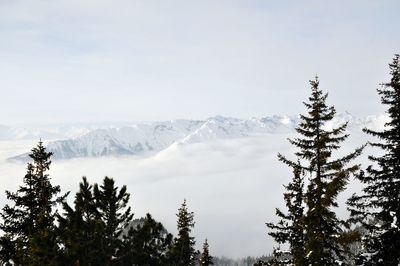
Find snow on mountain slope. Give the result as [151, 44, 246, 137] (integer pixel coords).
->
[177, 115, 297, 145]
[8, 113, 390, 160]
[11, 120, 204, 160]
[44, 115, 299, 159]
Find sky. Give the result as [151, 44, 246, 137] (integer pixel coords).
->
[0, 0, 399, 124]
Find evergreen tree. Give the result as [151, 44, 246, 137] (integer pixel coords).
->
[199, 239, 213, 266]
[0, 141, 67, 265]
[266, 163, 305, 265]
[347, 54, 400, 265]
[94, 177, 134, 264]
[57, 176, 134, 265]
[57, 177, 104, 265]
[273, 77, 363, 265]
[167, 199, 197, 266]
[118, 213, 173, 265]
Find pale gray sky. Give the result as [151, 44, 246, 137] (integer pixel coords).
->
[0, 0, 399, 124]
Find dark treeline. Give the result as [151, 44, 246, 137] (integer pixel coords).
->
[0, 141, 211, 266]
[0, 55, 399, 266]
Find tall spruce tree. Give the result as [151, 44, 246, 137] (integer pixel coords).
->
[57, 177, 104, 265]
[199, 239, 213, 266]
[94, 177, 134, 264]
[273, 77, 363, 265]
[0, 141, 67, 265]
[266, 163, 305, 265]
[347, 54, 400, 265]
[57, 176, 134, 265]
[167, 199, 197, 266]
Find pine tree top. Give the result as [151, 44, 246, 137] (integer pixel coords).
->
[177, 199, 195, 234]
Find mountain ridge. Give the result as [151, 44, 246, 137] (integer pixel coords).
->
[7, 113, 389, 161]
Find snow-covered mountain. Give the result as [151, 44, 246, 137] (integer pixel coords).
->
[177, 115, 297, 145]
[8, 113, 390, 161]
[45, 120, 204, 159]
[9, 120, 204, 160]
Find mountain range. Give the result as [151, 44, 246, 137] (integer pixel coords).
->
[5, 113, 389, 161]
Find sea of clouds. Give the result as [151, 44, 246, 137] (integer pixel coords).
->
[0, 130, 374, 258]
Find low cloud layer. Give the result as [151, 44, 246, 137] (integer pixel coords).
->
[0, 131, 371, 257]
